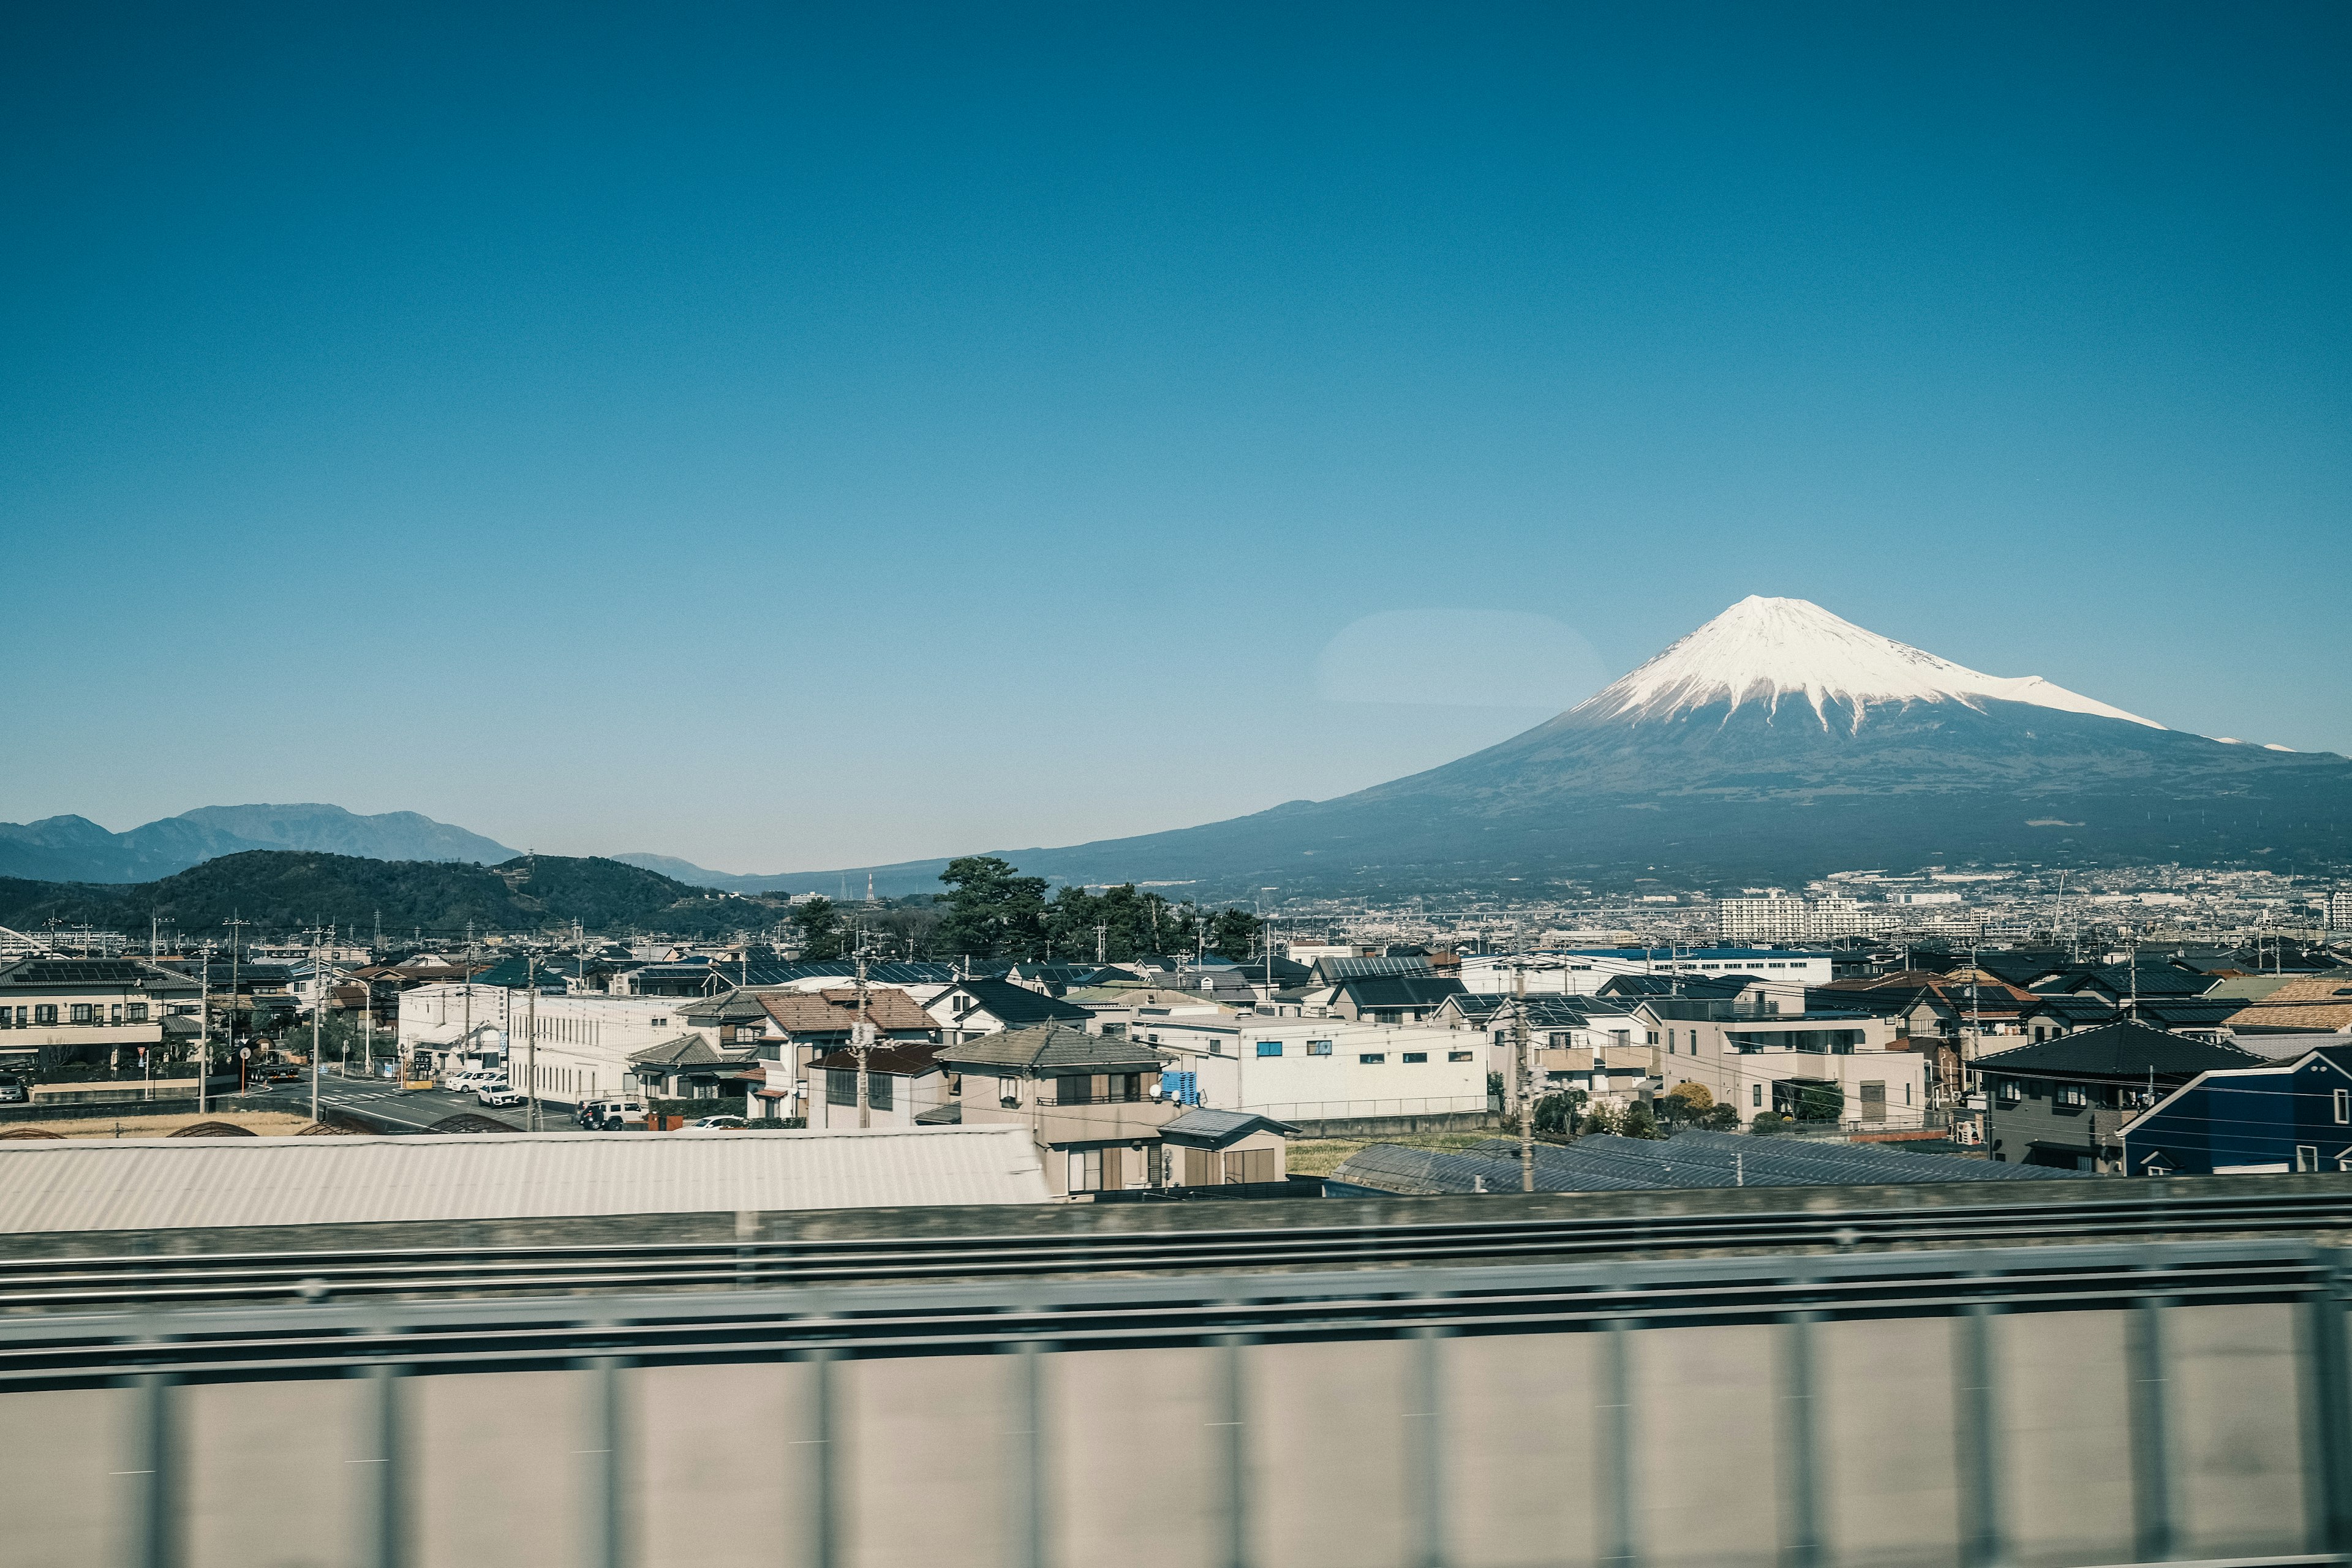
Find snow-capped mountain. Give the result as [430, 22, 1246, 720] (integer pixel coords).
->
[794, 595, 2350, 894]
[1579, 595, 2163, 731]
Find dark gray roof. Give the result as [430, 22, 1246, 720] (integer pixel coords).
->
[677, 992, 772, 1023]
[1332, 1129, 2086, 1196]
[1452, 993, 1635, 1029]
[1597, 973, 1749, 1000]
[938, 1023, 1159, 1074]
[1972, 1022, 2260, 1079]
[945, 978, 1092, 1026]
[627, 1035, 753, 1069]
[0, 958, 196, 990]
[1310, 955, 1434, 982]
[1160, 1109, 1300, 1148]
[1338, 975, 1468, 1009]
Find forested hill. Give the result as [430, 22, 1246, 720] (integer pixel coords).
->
[0, 851, 784, 940]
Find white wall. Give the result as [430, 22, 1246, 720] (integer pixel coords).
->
[1139, 1014, 1486, 1119]
[397, 987, 703, 1106]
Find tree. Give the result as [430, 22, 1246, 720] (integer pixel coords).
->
[1659, 1082, 1714, 1128]
[1621, 1102, 1662, 1140]
[1749, 1110, 1792, 1136]
[937, 857, 1047, 961]
[1207, 907, 1262, 960]
[1702, 1104, 1741, 1131]
[1534, 1090, 1586, 1135]
[791, 897, 845, 961]
[1792, 1083, 1844, 1123]
[1580, 1102, 1621, 1136]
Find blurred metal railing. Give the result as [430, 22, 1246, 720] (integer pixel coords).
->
[2, 1185, 2350, 1313]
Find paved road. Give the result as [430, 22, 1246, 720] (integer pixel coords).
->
[238, 1075, 578, 1134]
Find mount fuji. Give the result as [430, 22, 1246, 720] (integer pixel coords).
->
[788, 596, 2352, 896]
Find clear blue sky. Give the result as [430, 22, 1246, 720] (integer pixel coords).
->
[6, 2, 2347, 873]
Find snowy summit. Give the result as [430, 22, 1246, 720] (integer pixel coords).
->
[1575, 595, 2163, 731]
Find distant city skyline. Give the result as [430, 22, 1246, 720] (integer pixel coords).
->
[7, 3, 2348, 873]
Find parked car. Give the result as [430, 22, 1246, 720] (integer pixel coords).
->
[476, 1082, 524, 1108]
[688, 1114, 748, 1129]
[581, 1098, 649, 1131]
[442, 1068, 494, 1093]
[0, 1077, 27, 1105]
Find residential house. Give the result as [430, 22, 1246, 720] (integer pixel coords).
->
[808, 1041, 949, 1130]
[0, 957, 203, 1074]
[1972, 1023, 2264, 1172]
[1618, 995, 1918, 1130]
[2122, 1047, 2352, 1175]
[1158, 1109, 1300, 1187]
[1312, 974, 1468, 1025]
[729, 987, 941, 1119]
[2016, 994, 2119, 1042]
[2221, 973, 2352, 1037]
[627, 1034, 761, 1101]
[926, 977, 1092, 1045]
[940, 1023, 1182, 1197]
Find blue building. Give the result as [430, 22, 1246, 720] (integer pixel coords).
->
[2120, 1046, 2352, 1175]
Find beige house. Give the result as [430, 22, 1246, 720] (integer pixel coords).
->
[0, 957, 203, 1074]
[940, 1023, 1184, 1197]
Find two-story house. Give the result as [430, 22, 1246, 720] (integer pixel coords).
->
[925, 978, 1092, 1044]
[940, 1023, 1182, 1197]
[0, 957, 204, 1074]
[2122, 1046, 2352, 1175]
[1973, 1022, 2264, 1171]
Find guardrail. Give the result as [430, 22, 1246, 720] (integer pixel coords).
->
[5, 1185, 2352, 1313]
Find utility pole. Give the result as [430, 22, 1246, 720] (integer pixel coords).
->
[526, 951, 541, 1132]
[853, 943, 873, 1129]
[309, 959, 322, 1125]
[1096, 923, 1107, 966]
[197, 943, 212, 1115]
[224, 914, 247, 1074]
[462, 921, 475, 1079]
[1514, 958, 1534, 1193]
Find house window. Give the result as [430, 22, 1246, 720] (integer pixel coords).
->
[1306, 1040, 1333, 1056]
[1359, 1053, 1386, 1064]
[1059, 1074, 1093, 1104]
[758, 1043, 782, 1061]
[2296, 1146, 2318, 1172]
[69, 1005, 94, 1024]
[1450, 1050, 1474, 1061]
[652, 1019, 666, 1028]
[1068, 1148, 1103, 1193]
[1401, 1052, 1427, 1063]
[1256, 1041, 1283, 1057]
[869, 1074, 894, 1112]
[2337, 1088, 2349, 1125]
[826, 1069, 856, 1106]
[2057, 1085, 2087, 1108]
[1752, 1084, 1763, 1107]
[997, 1076, 1020, 1104]
[1646, 1031, 1659, 1046]
[126, 1004, 148, 1022]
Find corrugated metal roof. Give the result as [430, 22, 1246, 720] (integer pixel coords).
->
[0, 1126, 1051, 1234]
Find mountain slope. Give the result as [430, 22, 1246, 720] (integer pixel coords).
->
[779, 596, 2352, 895]
[0, 851, 776, 938]
[0, 804, 518, 883]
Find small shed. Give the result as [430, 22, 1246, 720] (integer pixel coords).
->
[1158, 1108, 1299, 1188]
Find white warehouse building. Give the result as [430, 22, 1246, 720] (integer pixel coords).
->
[1134, 1011, 1488, 1123]
[396, 986, 707, 1107]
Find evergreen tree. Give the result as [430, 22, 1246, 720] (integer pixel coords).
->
[937, 857, 1048, 960]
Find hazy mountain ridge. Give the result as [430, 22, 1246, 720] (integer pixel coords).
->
[0, 805, 518, 884]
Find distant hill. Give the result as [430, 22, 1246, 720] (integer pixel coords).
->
[609, 851, 815, 894]
[0, 851, 778, 940]
[0, 804, 518, 884]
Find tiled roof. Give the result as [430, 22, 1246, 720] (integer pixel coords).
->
[755, 987, 938, 1035]
[1972, 1022, 2260, 1079]
[812, 1042, 942, 1077]
[627, 1034, 752, 1069]
[938, 1023, 1160, 1074]
[1160, 1109, 1300, 1147]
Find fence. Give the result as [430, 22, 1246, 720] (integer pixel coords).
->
[4, 1237, 2345, 1568]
